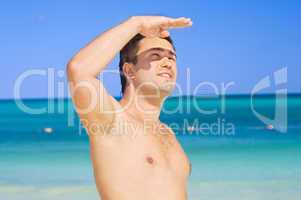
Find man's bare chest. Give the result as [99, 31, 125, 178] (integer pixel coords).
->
[108, 118, 190, 176]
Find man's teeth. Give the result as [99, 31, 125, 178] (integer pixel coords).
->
[159, 73, 171, 78]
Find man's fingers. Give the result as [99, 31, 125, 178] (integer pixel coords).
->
[159, 30, 170, 38]
[141, 16, 192, 37]
[169, 17, 192, 28]
[161, 17, 192, 29]
[160, 18, 173, 29]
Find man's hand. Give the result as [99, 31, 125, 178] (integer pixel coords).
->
[132, 16, 193, 38]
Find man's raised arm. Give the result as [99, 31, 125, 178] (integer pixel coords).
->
[67, 17, 142, 135]
[66, 16, 192, 136]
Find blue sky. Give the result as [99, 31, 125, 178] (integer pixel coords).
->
[0, 0, 300, 99]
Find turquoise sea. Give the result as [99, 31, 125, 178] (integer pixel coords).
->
[0, 94, 300, 200]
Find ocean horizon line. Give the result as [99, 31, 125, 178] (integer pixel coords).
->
[1, 92, 300, 102]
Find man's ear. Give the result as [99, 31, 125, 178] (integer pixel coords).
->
[123, 62, 136, 81]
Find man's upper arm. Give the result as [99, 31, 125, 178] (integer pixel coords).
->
[67, 65, 117, 135]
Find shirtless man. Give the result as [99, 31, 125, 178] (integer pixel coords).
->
[67, 16, 193, 200]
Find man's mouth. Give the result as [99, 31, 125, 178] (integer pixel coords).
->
[157, 72, 172, 79]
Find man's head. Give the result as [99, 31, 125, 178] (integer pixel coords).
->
[119, 34, 177, 96]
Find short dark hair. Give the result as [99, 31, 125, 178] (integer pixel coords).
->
[118, 33, 175, 95]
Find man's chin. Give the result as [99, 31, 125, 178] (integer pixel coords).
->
[158, 84, 175, 96]
[135, 81, 175, 96]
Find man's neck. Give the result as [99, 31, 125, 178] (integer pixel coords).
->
[120, 88, 167, 123]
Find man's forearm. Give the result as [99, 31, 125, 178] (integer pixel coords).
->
[67, 17, 140, 78]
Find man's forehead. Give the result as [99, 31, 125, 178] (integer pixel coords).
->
[136, 37, 175, 56]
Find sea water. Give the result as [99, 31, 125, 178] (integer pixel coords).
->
[0, 94, 300, 200]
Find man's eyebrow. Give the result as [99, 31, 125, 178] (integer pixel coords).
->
[145, 47, 177, 57]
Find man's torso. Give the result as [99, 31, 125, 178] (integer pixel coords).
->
[89, 111, 190, 200]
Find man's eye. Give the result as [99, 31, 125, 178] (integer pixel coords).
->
[169, 56, 176, 61]
[150, 53, 161, 60]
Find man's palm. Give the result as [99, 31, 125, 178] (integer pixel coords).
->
[136, 16, 192, 38]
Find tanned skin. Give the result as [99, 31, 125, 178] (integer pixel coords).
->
[67, 16, 193, 200]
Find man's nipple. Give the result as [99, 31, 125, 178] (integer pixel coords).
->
[146, 156, 154, 164]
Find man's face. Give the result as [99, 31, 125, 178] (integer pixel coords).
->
[131, 37, 177, 96]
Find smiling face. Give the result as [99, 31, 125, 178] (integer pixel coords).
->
[129, 37, 177, 96]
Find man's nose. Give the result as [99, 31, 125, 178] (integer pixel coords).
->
[160, 57, 172, 69]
